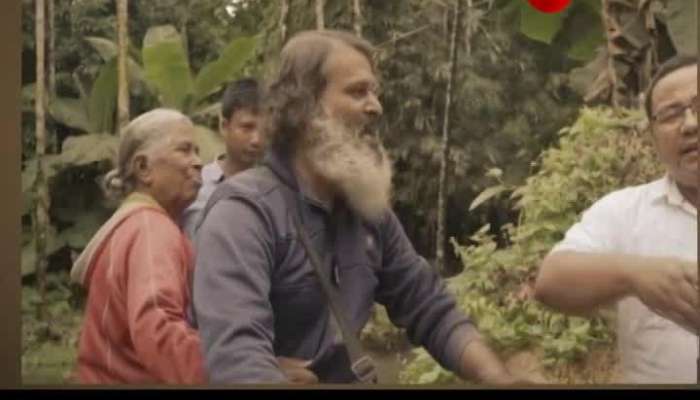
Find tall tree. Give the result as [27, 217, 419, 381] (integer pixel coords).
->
[117, 0, 129, 131]
[435, 0, 462, 273]
[280, 0, 289, 43]
[316, 0, 325, 30]
[47, 0, 56, 152]
[47, 0, 55, 98]
[34, 0, 49, 321]
[352, 0, 362, 37]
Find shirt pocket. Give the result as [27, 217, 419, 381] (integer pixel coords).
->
[335, 259, 379, 325]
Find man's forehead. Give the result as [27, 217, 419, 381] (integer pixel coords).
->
[652, 64, 697, 107]
[323, 43, 377, 82]
[230, 107, 260, 120]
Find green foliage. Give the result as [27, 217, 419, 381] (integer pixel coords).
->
[515, 0, 603, 61]
[360, 305, 407, 353]
[22, 272, 82, 384]
[192, 35, 260, 106]
[400, 348, 460, 385]
[49, 98, 90, 133]
[369, 1, 582, 261]
[141, 24, 258, 114]
[665, 0, 698, 56]
[142, 25, 195, 111]
[399, 106, 663, 384]
[193, 125, 225, 165]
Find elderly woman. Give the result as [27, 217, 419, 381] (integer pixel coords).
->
[70, 109, 206, 384]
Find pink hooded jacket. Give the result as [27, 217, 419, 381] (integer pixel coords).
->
[70, 193, 206, 384]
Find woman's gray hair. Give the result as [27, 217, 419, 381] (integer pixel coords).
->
[102, 108, 192, 201]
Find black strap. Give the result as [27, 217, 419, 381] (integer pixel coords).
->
[291, 213, 378, 384]
[290, 213, 378, 384]
[198, 165, 378, 383]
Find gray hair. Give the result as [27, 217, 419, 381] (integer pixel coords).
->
[103, 108, 192, 201]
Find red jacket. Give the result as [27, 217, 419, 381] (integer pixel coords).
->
[72, 195, 206, 384]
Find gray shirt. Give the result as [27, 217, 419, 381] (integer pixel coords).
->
[192, 147, 478, 384]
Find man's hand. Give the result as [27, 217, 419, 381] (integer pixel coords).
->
[627, 257, 699, 333]
[277, 357, 319, 384]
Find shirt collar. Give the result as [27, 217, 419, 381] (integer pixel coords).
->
[263, 145, 333, 213]
[652, 174, 697, 216]
[202, 154, 226, 184]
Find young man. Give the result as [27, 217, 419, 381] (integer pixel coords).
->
[181, 78, 265, 239]
[192, 30, 523, 385]
[535, 56, 698, 384]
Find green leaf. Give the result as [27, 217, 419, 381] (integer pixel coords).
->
[22, 83, 35, 113]
[84, 36, 118, 61]
[142, 25, 194, 110]
[88, 58, 118, 134]
[85, 36, 146, 91]
[563, 4, 605, 61]
[665, 0, 698, 56]
[22, 156, 61, 217]
[192, 125, 224, 165]
[49, 98, 90, 132]
[21, 225, 65, 277]
[57, 133, 120, 167]
[58, 209, 108, 249]
[192, 35, 259, 107]
[190, 101, 222, 120]
[469, 185, 506, 211]
[519, 1, 565, 44]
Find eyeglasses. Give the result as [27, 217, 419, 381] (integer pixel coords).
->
[652, 95, 698, 128]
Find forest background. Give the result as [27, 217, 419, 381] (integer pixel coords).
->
[21, 0, 697, 384]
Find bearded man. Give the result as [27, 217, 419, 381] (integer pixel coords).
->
[192, 30, 521, 385]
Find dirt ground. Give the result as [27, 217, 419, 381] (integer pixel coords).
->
[504, 346, 622, 385]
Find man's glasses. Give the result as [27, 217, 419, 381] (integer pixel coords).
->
[652, 95, 698, 128]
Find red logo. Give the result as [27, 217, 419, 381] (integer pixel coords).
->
[527, 0, 572, 13]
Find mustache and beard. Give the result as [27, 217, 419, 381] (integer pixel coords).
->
[298, 115, 393, 223]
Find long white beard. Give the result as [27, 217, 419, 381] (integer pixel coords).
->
[302, 117, 393, 222]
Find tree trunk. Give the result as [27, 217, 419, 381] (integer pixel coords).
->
[280, 0, 289, 44]
[117, 0, 130, 132]
[435, 0, 462, 274]
[316, 0, 325, 30]
[34, 0, 50, 322]
[47, 0, 56, 152]
[47, 0, 55, 98]
[352, 0, 362, 37]
[599, 0, 658, 108]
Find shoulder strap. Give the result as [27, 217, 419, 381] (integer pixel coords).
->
[267, 164, 378, 384]
[199, 165, 378, 383]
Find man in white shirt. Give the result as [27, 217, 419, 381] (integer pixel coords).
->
[535, 55, 698, 384]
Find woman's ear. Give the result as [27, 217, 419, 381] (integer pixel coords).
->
[132, 154, 151, 186]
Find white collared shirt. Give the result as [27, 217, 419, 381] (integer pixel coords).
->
[551, 175, 698, 384]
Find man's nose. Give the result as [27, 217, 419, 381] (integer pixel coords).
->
[249, 129, 263, 149]
[681, 107, 697, 136]
[192, 153, 203, 171]
[365, 93, 383, 119]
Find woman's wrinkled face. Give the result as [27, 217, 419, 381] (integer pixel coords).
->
[141, 120, 203, 216]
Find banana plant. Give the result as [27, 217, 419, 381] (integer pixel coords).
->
[141, 24, 259, 117]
